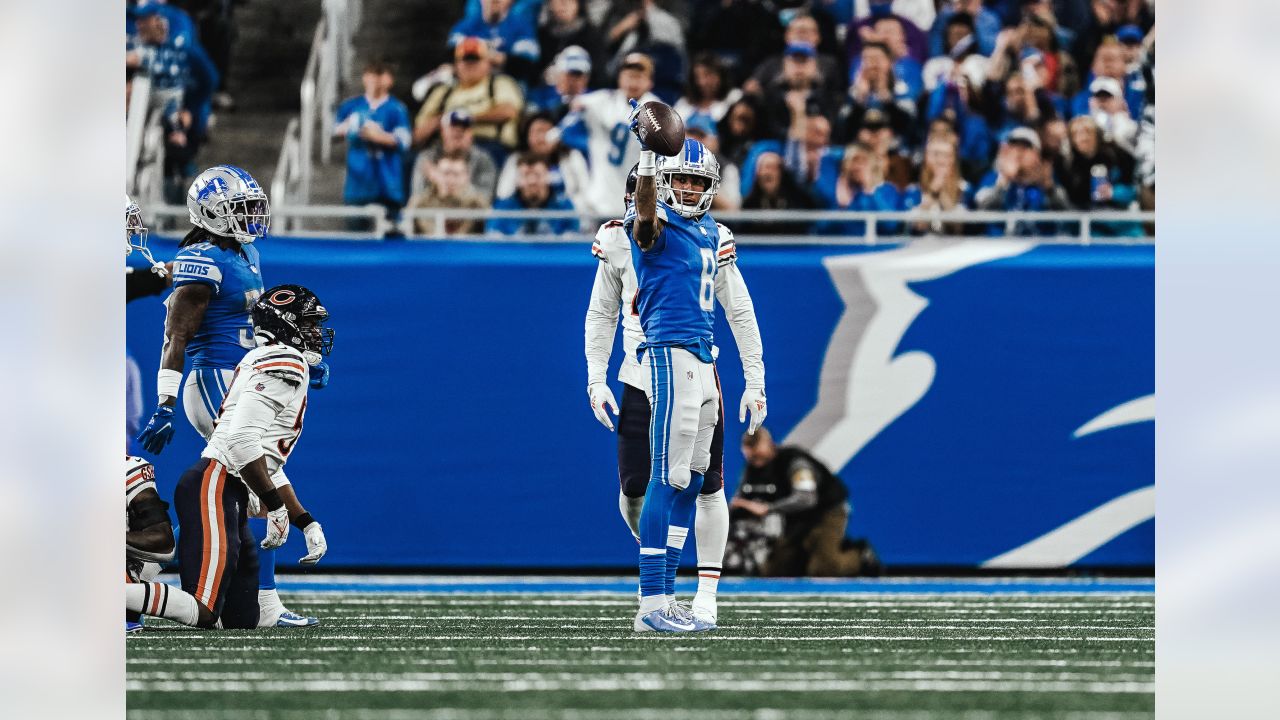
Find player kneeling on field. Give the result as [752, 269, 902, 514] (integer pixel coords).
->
[172, 284, 334, 629]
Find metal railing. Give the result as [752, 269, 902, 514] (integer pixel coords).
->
[125, 75, 178, 206]
[140, 204, 1154, 245]
[271, 0, 361, 213]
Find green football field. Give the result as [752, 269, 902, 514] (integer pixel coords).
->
[125, 577, 1153, 720]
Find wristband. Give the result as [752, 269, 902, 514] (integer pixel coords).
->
[292, 512, 316, 530]
[258, 488, 285, 512]
[156, 369, 183, 401]
[637, 149, 656, 177]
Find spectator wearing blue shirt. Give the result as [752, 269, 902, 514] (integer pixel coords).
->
[127, 6, 218, 200]
[450, 0, 542, 86]
[1069, 37, 1145, 121]
[814, 143, 902, 237]
[335, 61, 413, 230]
[487, 153, 580, 236]
[973, 127, 1070, 236]
[526, 46, 593, 125]
[929, 0, 1000, 58]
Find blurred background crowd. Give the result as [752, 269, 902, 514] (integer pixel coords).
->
[127, 0, 1155, 238]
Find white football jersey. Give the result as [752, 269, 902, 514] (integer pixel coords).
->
[201, 344, 309, 480]
[588, 219, 740, 390]
[125, 454, 157, 508]
[577, 89, 659, 217]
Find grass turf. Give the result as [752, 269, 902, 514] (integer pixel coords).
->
[126, 587, 1153, 720]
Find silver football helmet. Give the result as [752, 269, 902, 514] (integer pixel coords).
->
[126, 194, 166, 275]
[658, 139, 720, 218]
[186, 164, 270, 243]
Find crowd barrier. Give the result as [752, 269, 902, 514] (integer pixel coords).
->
[126, 235, 1153, 568]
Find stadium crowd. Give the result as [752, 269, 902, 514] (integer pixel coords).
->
[129, 0, 1156, 238]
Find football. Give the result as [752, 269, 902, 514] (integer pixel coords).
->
[634, 100, 686, 157]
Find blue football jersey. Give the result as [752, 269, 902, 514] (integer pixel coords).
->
[624, 201, 719, 363]
[170, 241, 264, 369]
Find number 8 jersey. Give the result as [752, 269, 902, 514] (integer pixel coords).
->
[201, 344, 309, 479]
[623, 199, 720, 363]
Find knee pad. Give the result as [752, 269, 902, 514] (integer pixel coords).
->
[669, 466, 691, 491]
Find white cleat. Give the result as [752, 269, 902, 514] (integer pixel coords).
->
[691, 595, 718, 628]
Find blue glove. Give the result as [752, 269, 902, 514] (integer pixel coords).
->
[309, 361, 330, 390]
[136, 405, 176, 454]
[627, 98, 649, 150]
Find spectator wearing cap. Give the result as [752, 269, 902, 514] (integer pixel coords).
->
[415, 37, 525, 165]
[412, 109, 499, 202]
[602, 0, 687, 103]
[840, 43, 916, 154]
[1069, 37, 1144, 121]
[848, 0, 930, 66]
[813, 142, 903, 237]
[487, 153, 580, 236]
[495, 111, 591, 213]
[760, 42, 837, 141]
[855, 108, 914, 190]
[406, 151, 490, 236]
[929, 1, 1000, 58]
[527, 46, 593, 123]
[537, 0, 605, 84]
[685, 114, 741, 210]
[902, 136, 973, 235]
[973, 127, 1070, 236]
[127, 4, 219, 200]
[741, 151, 817, 236]
[334, 61, 413, 228]
[559, 52, 659, 216]
[675, 52, 743, 126]
[1082, 76, 1138, 154]
[744, 13, 845, 103]
[449, 0, 542, 86]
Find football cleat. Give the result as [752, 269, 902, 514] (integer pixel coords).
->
[634, 606, 697, 633]
[275, 610, 319, 628]
[126, 620, 144, 634]
[689, 596, 718, 628]
[671, 600, 716, 632]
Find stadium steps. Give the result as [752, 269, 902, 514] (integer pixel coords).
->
[199, 0, 322, 192]
[305, 0, 462, 207]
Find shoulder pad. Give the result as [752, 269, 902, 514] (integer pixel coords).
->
[248, 346, 308, 386]
[716, 223, 738, 267]
[592, 221, 629, 264]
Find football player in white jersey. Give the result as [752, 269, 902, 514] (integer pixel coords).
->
[125, 455, 216, 631]
[171, 284, 332, 629]
[584, 166, 767, 626]
[558, 52, 660, 216]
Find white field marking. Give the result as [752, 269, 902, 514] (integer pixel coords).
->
[266, 573, 1152, 586]
[461, 657, 1156, 669]
[127, 634, 1154, 643]
[325, 617, 1157, 627]
[287, 597, 1153, 608]
[127, 671, 1155, 684]
[120, 709, 1155, 720]
[127, 678, 1153, 694]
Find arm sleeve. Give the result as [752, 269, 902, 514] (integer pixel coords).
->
[713, 247, 766, 389]
[170, 249, 223, 292]
[585, 258, 624, 386]
[221, 375, 296, 472]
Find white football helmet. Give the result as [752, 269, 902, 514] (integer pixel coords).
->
[658, 139, 720, 218]
[126, 194, 166, 275]
[186, 164, 270, 243]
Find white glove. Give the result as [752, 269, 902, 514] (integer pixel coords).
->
[740, 387, 767, 435]
[260, 505, 290, 549]
[246, 491, 263, 519]
[588, 382, 619, 431]
[299, 522, 328, 566]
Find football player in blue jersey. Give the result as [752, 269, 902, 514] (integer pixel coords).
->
[134, 164, 321, 628]
[624, 107, 767, 632]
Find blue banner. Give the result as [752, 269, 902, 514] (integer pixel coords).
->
[127, 237, 1153, 568]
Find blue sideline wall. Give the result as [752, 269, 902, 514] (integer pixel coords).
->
[126, 237, 1154, 569]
